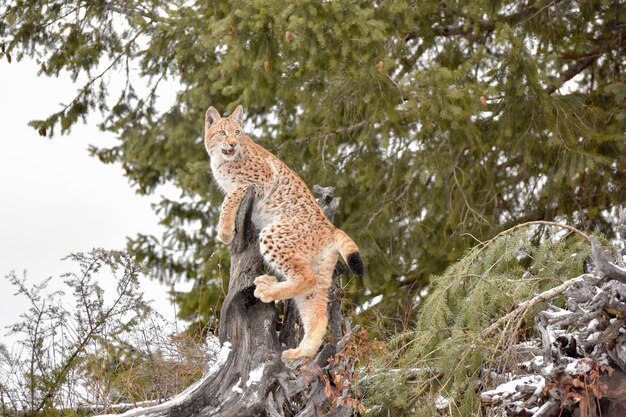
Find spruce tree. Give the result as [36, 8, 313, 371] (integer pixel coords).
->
[1, 0, 624, 329]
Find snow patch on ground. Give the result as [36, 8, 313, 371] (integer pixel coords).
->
[531, 356, 544, 367]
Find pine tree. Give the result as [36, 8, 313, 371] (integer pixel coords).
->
[1, 0, 624, 329]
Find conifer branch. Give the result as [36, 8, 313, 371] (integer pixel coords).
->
[294, 120, 368, 144]
[404, 0, 566, 41]
[482, 230, 623, 339]
[481, 274, 589, 338]
[482, 221, 590, 251]
[546, 28, 626, 94]
[102, 3, 159, 22]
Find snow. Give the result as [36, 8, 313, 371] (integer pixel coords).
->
[434, 395, 450, 410]
[206, 341, 232, 377]
[246, 364, 265, 388]
[542, 308, 570, 318]
[483, 375, 545, 398]
[231, 378, 243, 394]
[532, 376, 546, 396]
[413, 284, 431, 306]
[541, 364, 554, 376]
[587, 318, 599, 330]
[521, 356, 544, 370]
[206, 335, 220, 352]
[565, 359, 591, 375]
[356, 294, 384, 314]
[168, 341, 231, 406]
[598, 353, 610, 366]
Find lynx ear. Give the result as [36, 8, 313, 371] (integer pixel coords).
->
[231, 105, 244, 125]
[205, 106, 221, 126]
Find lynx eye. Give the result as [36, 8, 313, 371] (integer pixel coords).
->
[219, 130, 227, 136]
[235, 130, 241, 136]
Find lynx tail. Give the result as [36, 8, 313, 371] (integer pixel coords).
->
[333, 229, 364, 276]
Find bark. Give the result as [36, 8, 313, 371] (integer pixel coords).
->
[97, 186, 358, 417]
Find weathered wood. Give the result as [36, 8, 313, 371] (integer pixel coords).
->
[590, 236, 626, 284]
[481, 214, 626, 417]
[97, 186, 358, 417]
[172, 187, 282, 417]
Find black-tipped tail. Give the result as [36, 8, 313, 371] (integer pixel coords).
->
[346, 252, 364, 276]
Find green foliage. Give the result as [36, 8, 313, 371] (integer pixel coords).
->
[362, 223, 592, 416]
[1, 1, 625, 328]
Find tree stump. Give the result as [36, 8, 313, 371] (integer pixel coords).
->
[98, 186, 358, 417]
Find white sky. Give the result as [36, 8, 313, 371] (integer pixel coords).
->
[0, 58, 189, 343]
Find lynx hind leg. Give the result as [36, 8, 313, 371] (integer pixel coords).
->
[253, 257, 317, 303]
[256, 226, 318, 302]
[282, 252, 338, 360]
[282, 293, 329, 360]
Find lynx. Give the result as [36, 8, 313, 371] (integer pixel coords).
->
[204, 105, 364, 360]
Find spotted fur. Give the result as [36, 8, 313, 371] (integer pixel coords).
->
[204, 105, 363, 360]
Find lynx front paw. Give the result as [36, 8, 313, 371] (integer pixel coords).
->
[253, 275, 278, 303]
[217, 228, 234, 245]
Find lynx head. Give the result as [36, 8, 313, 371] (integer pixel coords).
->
[204, 105, 246, 161]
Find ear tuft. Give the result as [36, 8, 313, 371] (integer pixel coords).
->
[231, 105, 244, 125]
[205, 106, 221, 126]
